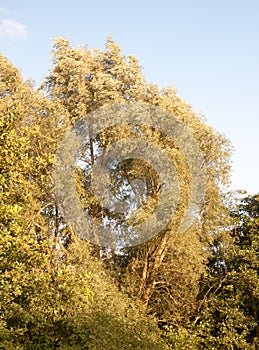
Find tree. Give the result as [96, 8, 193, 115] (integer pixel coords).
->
[42, 37, 231, 327]
[171, 193, 259, 350]
[228, 194, 259, 347]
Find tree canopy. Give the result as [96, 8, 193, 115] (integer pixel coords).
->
[0, 38, 257, 349]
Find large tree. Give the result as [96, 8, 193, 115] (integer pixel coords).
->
[42, 37, 232, 328]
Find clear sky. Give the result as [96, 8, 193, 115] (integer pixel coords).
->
[0, 0, 258, 194]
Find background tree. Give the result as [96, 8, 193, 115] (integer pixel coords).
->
[165, 194, 258, 350]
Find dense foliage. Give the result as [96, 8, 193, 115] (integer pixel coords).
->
[0, 39, 258, 349]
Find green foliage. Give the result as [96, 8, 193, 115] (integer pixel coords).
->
[1, 239, 167, 349]
[164, 194, 259, 349]
[0, 40, 256, 350]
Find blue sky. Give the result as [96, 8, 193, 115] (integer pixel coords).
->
[0, 0, 258, 194]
